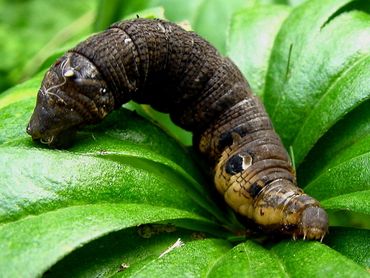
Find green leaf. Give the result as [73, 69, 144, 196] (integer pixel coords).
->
[304, 152, 370, 201]
[325, 227, 370, 268]
[291, 45, 370, 165]
[298, 100, 370, 187]
[207, 240, 288, 277]
[272, 241, 370, 277]
[115, 238, 231, 277]
[0, 0, 96, 91]
[227, 5, 291, 97]
[264, 0, 370, 160]
[0, 146, 212, 223]
[0, 203, 214, 278]
[264, 0, 356, 109]
[321, 191, 370, 215]
[1, 1, 370, 276]
[45, 227, 200, 277]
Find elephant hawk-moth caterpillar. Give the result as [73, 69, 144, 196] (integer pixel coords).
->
[27, 18, 328, 240]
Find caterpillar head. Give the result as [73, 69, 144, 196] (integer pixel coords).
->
[27, 53, 115, 147]
[281, 192, 329, 241]
[295, 206, 329, 241]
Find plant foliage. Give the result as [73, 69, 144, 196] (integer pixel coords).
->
[0, 0, 369, 277]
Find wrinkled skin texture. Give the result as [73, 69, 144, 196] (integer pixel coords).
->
[27, 53, 115, 147]
[27, 18, 328, 240]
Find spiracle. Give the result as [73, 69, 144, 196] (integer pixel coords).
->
[27, 18, 328, 240]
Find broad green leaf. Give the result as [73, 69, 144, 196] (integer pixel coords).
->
[0, 203, 215, 278]
[264, 0, 355, 109]
[301, 107, 370, 208]
[298, 100, 370, 186]
[115, 238, 231, 277]
[1, 1, 369, 277]
[264, 0, 370, 157]
[207, 240, 288, 277]
[321, 191, 370, 215]
[0, 146, 214, 223]
[227, 5, 291, 97]
[304, 152, 370, 201]
[45, 227, 200, 277]
[325, 227, 370, 268]
[272, 241, 370, 277]
[291, 42, 370, 165]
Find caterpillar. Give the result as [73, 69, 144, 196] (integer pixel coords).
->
[26, 18, 328, 240]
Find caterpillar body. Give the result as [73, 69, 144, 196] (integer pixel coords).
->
[27, 18, 328, 240]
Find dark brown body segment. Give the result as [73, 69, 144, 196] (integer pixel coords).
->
[27, 18, 328, 240]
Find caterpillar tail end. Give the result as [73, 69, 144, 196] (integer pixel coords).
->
[295, 206, 328, 241]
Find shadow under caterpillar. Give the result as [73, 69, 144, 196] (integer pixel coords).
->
[27, 18, 328, 240]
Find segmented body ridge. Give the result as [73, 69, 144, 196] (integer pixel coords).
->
[27, 18, 328, 240]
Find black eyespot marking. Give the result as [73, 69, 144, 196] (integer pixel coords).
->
[27, 18, 328, 241]
[225, 154, 244, 175]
